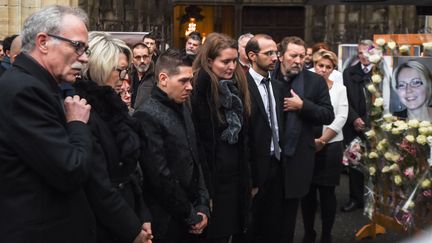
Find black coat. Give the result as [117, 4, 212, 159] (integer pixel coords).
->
[342, 62, 372, 144]
[0, 53, 96, 243]
[246, 72, 284, 188]
[74, 80, 151, 243]
[191, 69, 251, 236]
[131, 63, 155, 109]
[133, 86, 210, 239]
[274, 67, 334, 199]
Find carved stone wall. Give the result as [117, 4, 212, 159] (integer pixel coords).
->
[306, 5, 421, 48]
[0, 0, 79, 39]
[79, 0, 171, 50]
[0, 0, 426, 51]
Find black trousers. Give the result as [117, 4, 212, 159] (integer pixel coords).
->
[249, 157, 299, 243]
[348, 167, 364, 205]
[301, 184, 337, 240]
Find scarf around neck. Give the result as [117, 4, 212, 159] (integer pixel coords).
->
[218, 79, 243, 144]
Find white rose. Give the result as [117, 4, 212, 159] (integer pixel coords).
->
[373, 97, 384, 107]
[368, 54, 381, 64]
[387, 41, 396, 50]
[381, 123, 392, 131]
[428, 126, 432, 135]
[398, 123, 408, 131]
[382, 165, 390, 173]
[376, 38, 386, 46]
[369, 167, 376, 176]
[368, 151, 379, 159]
[416, 134, 427, 145]
[394, 175, 402, 185]
[420, 121, 431, 127]
[365, 129, 376, 138]
[405, 135, 415, 142]
[422, 179, 431, 189]
[384, 152, 393, 161]
[389, 163, 400, 170]
[394, 120, 405, 127]
[383, 113, 393, 122]
[376, 143, 384, 151]
[367, 84, 377, 93]
[371, 74, 382, 84]
[407, 119, 420, 128]
[391, 128, 401, 135]
[419, 127, 429, 135]
[391, 155, 400, 162]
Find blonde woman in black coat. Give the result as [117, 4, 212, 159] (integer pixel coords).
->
[74, 32, 152, 243]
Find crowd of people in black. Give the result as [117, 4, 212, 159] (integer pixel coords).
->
[0, 5, 377, 243]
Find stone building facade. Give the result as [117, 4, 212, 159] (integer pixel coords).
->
[1, 0, 430, 50]
[0, 0, 79, 39]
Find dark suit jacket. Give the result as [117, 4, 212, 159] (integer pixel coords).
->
[278, 70, 334, 199]
[246, 72, 283, 188]
[134, 87, 210, 239]
[0, 53, 96, 242]
[342, 62, 371, 144]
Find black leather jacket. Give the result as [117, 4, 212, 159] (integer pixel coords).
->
[134, 86, 210, 238]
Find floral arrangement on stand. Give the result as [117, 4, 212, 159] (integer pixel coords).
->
[343, 38, 432, 232]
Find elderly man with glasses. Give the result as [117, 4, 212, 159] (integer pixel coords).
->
[0, 5, 95, 243]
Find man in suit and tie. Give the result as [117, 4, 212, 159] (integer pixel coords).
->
[341, 39, 375, 212]
[274, 36, 334, 242]
[245, 34, 284, 242]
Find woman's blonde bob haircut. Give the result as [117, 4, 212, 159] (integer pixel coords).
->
[82, 31, 132, 86]
[312, 49, 338, 69]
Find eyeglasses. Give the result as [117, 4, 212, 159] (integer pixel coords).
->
[255, 50, 280, 57]
[47, 34, 91, 56]
[116, 68, 129, 81]
[396, 79, 424, 90]
[119, 89, 131, 97]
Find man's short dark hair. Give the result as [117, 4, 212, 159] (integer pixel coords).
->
[3, 35, 18, 53]
[155, 49, 193, 81]
[142, 33, 157, 42]
[132, 42, 149, 52]
[279, 36, 306, 55]
[187, 32, 202, 42]
[245, 34, 273, 62]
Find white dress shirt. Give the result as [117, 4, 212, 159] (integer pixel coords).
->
[248, 68, 280, 153]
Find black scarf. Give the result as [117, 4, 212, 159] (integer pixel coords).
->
[283, 71, 305, 156]
[218, 79, 243, 144]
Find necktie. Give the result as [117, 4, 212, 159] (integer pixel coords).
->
[262, 78, 281, 160]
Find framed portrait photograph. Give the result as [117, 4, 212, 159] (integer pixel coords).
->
[387, 56, 432, 121]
